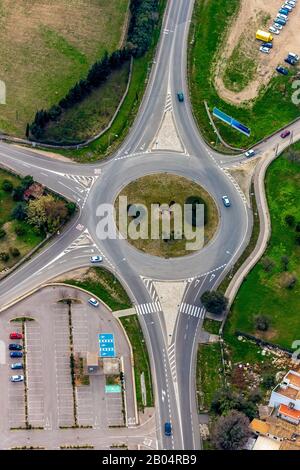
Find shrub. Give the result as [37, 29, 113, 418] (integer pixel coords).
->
[261, 257, 275, 273]
[285, 214, 295, 227]
[10, 247, 20, 258]
[12, 186, 24, 201]
[0, 228, 6, 239]
[2, 179, 13, 192]
[201, 291, 228, 315]
[11, 203, 27, 221]
[0, 252, 9, 262]
[254, 314, 270, 332]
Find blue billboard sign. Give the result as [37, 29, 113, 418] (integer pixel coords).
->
[99, 333, 115, 358]
[213, 107, 251, 137]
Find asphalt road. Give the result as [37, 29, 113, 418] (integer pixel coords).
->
[0, 0, 295, 450]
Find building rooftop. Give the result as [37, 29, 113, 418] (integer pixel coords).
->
[278, 404, 300, 421]
[286, 371, 300, 389]
[250, 419, 270, 435]
[252, 436, 280, 451]
[275, 384, 300, 400]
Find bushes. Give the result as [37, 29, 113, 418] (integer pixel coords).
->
[0, 228, 6, 239]
[2, 179, 13, 192]
[11, 202, 27, 221]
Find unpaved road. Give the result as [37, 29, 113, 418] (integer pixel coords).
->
[215, 0, 300, 105]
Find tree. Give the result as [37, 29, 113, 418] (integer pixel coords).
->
[296, 235, 300, 246]
[2, 179, 13, 192]
[285, 214, 295, 227]
[254, 314, 270, 332]
[0, 252, 9, 262]
[262, 373, 275, 390]
[12, 186, 24, 201]
[67, 202, 76, 216]
[10, 247, 20, 258]
[281, 255, 289, 271]
[211, 411, 250, 450]
[27, 195, 68, 233]
[295, 222, 300, 233]
[11, 202, 27, 221]
[201, 291, 228, 315]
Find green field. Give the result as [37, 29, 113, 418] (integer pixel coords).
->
[189, 0, 300, 149]
[225, 152, 300, 350]
[62, 267, 132, 311]
[0, 0, 129, 136]
[196, 343, 223, 411]
[120, 315, 154, 410]
[0, 169, 44, 271]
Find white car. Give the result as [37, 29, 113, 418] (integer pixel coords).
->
[222, 196, 231, 208]
[90, 255, 103, 263]
[260, 46, 270, 54]
[288, 52, 299, 62]
[245, 149, 256, 158]
[88, 297, 99, 308]
[274, 23, 283, 30]
[10, 375, 24, 382]
[282, 4, 293, 11]
[269, 26, 280, 35]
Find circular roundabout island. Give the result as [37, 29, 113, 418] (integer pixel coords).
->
[114, 173, 219, 258]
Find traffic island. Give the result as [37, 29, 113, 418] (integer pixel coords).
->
[114, 173, 219, 258]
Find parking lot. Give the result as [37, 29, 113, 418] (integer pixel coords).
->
[0, 285, 135, 446]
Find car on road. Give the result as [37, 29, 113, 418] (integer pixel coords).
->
[88, 297, 99, 308]
[10, 351, 23, 358]
[222, 196, 231, 208]
[11, 363, 23, 370]
[276, 66, 289, 75]
[269, 26, 280, 35]
[260, 46, 270, 54]
[164, 422, 172, 436]
[177, 92, 184, 102]
[8, 344, 22, 351]
[10, 375, 24, 382]
[9, 332, 23, 340]
[281, 130, 291, 138]
[90, 255, 103, 263]
[245, 149, 256, 158]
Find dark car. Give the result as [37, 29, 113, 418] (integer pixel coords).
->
[164, 422, 172, 436]
[276, 66, 288, 75]
[8, 344, 22, 351]
[10, 351, 23, 358]
[280, 130, 291, 138]
[261, 42, 273, 49]
[222, 195, 231, 208]
[177, 92, 184, 102]
[285, 56, 296, 66]
[11, 363, 23, 370]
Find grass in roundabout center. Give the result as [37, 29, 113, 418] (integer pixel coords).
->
[115, 174, 219, 258]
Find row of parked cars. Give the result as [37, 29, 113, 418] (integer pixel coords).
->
[8, 332, 24, 383]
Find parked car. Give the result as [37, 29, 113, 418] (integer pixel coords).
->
[9, 332, 23, 340]
[245, 149, 256, 158]
[276, 66, 289, 75]
[273, 22, 284, 29]
[285, 56, 296, 65]
[261, 42, 273, 49]
[88, 297, 99, 308]
[11, 363, 23, 370]
[288, 52, 299, 62]
[281, 130, 291, 138]
[10, 375, 24, 382]
[8, 344, 22, 351]
[274, 18, 286, 26]
[269, 26, 280, 35]
[177, 92, 184, 102]
[90, 255, 103, 263]
[222, 196, 231, 208]
[164, 422, 172, 437]
[279, 8, 290, 15]
[260, 46, 270, 54]
[277, 13, 289, 21]
[10, 351, 23, 358]
[282, 4, 293, 11]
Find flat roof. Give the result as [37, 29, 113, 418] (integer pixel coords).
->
[276, 385, 299, 400]
[286, 372, 300, 389]
[253, 436, 280, 451]
[250, 419, 270, 435]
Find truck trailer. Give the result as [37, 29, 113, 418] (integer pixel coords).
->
[256, 30, 273, 42]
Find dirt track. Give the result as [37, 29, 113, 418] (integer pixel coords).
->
[214, 0, 300, 105]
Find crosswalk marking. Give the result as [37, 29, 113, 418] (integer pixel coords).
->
[135, 301, 162, 316]
[165, 94, 173, 112]
[179, 303, 205, 319]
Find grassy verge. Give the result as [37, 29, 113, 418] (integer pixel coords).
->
[40, 62, 130, 144]
[196, 343, 223, 412]
[115, 173, 219, 257]
[41, 0, 167, 162]
[202, 318, 220, 335]
[119, 315, 154, 410]
[224, 151, 300, 350]
[0, 0, 129, 136]
[189, 0, 300, 150]
[62, 267, 132, 311]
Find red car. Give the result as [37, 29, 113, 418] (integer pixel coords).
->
[9, 332, 23, 340]
[281, 130, 291, 139]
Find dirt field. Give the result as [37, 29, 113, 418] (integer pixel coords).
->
[214, 0, 300, 105]
[0, 0, 129, 135]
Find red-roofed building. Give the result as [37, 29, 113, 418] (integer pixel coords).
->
[278, 404, 300, 425]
